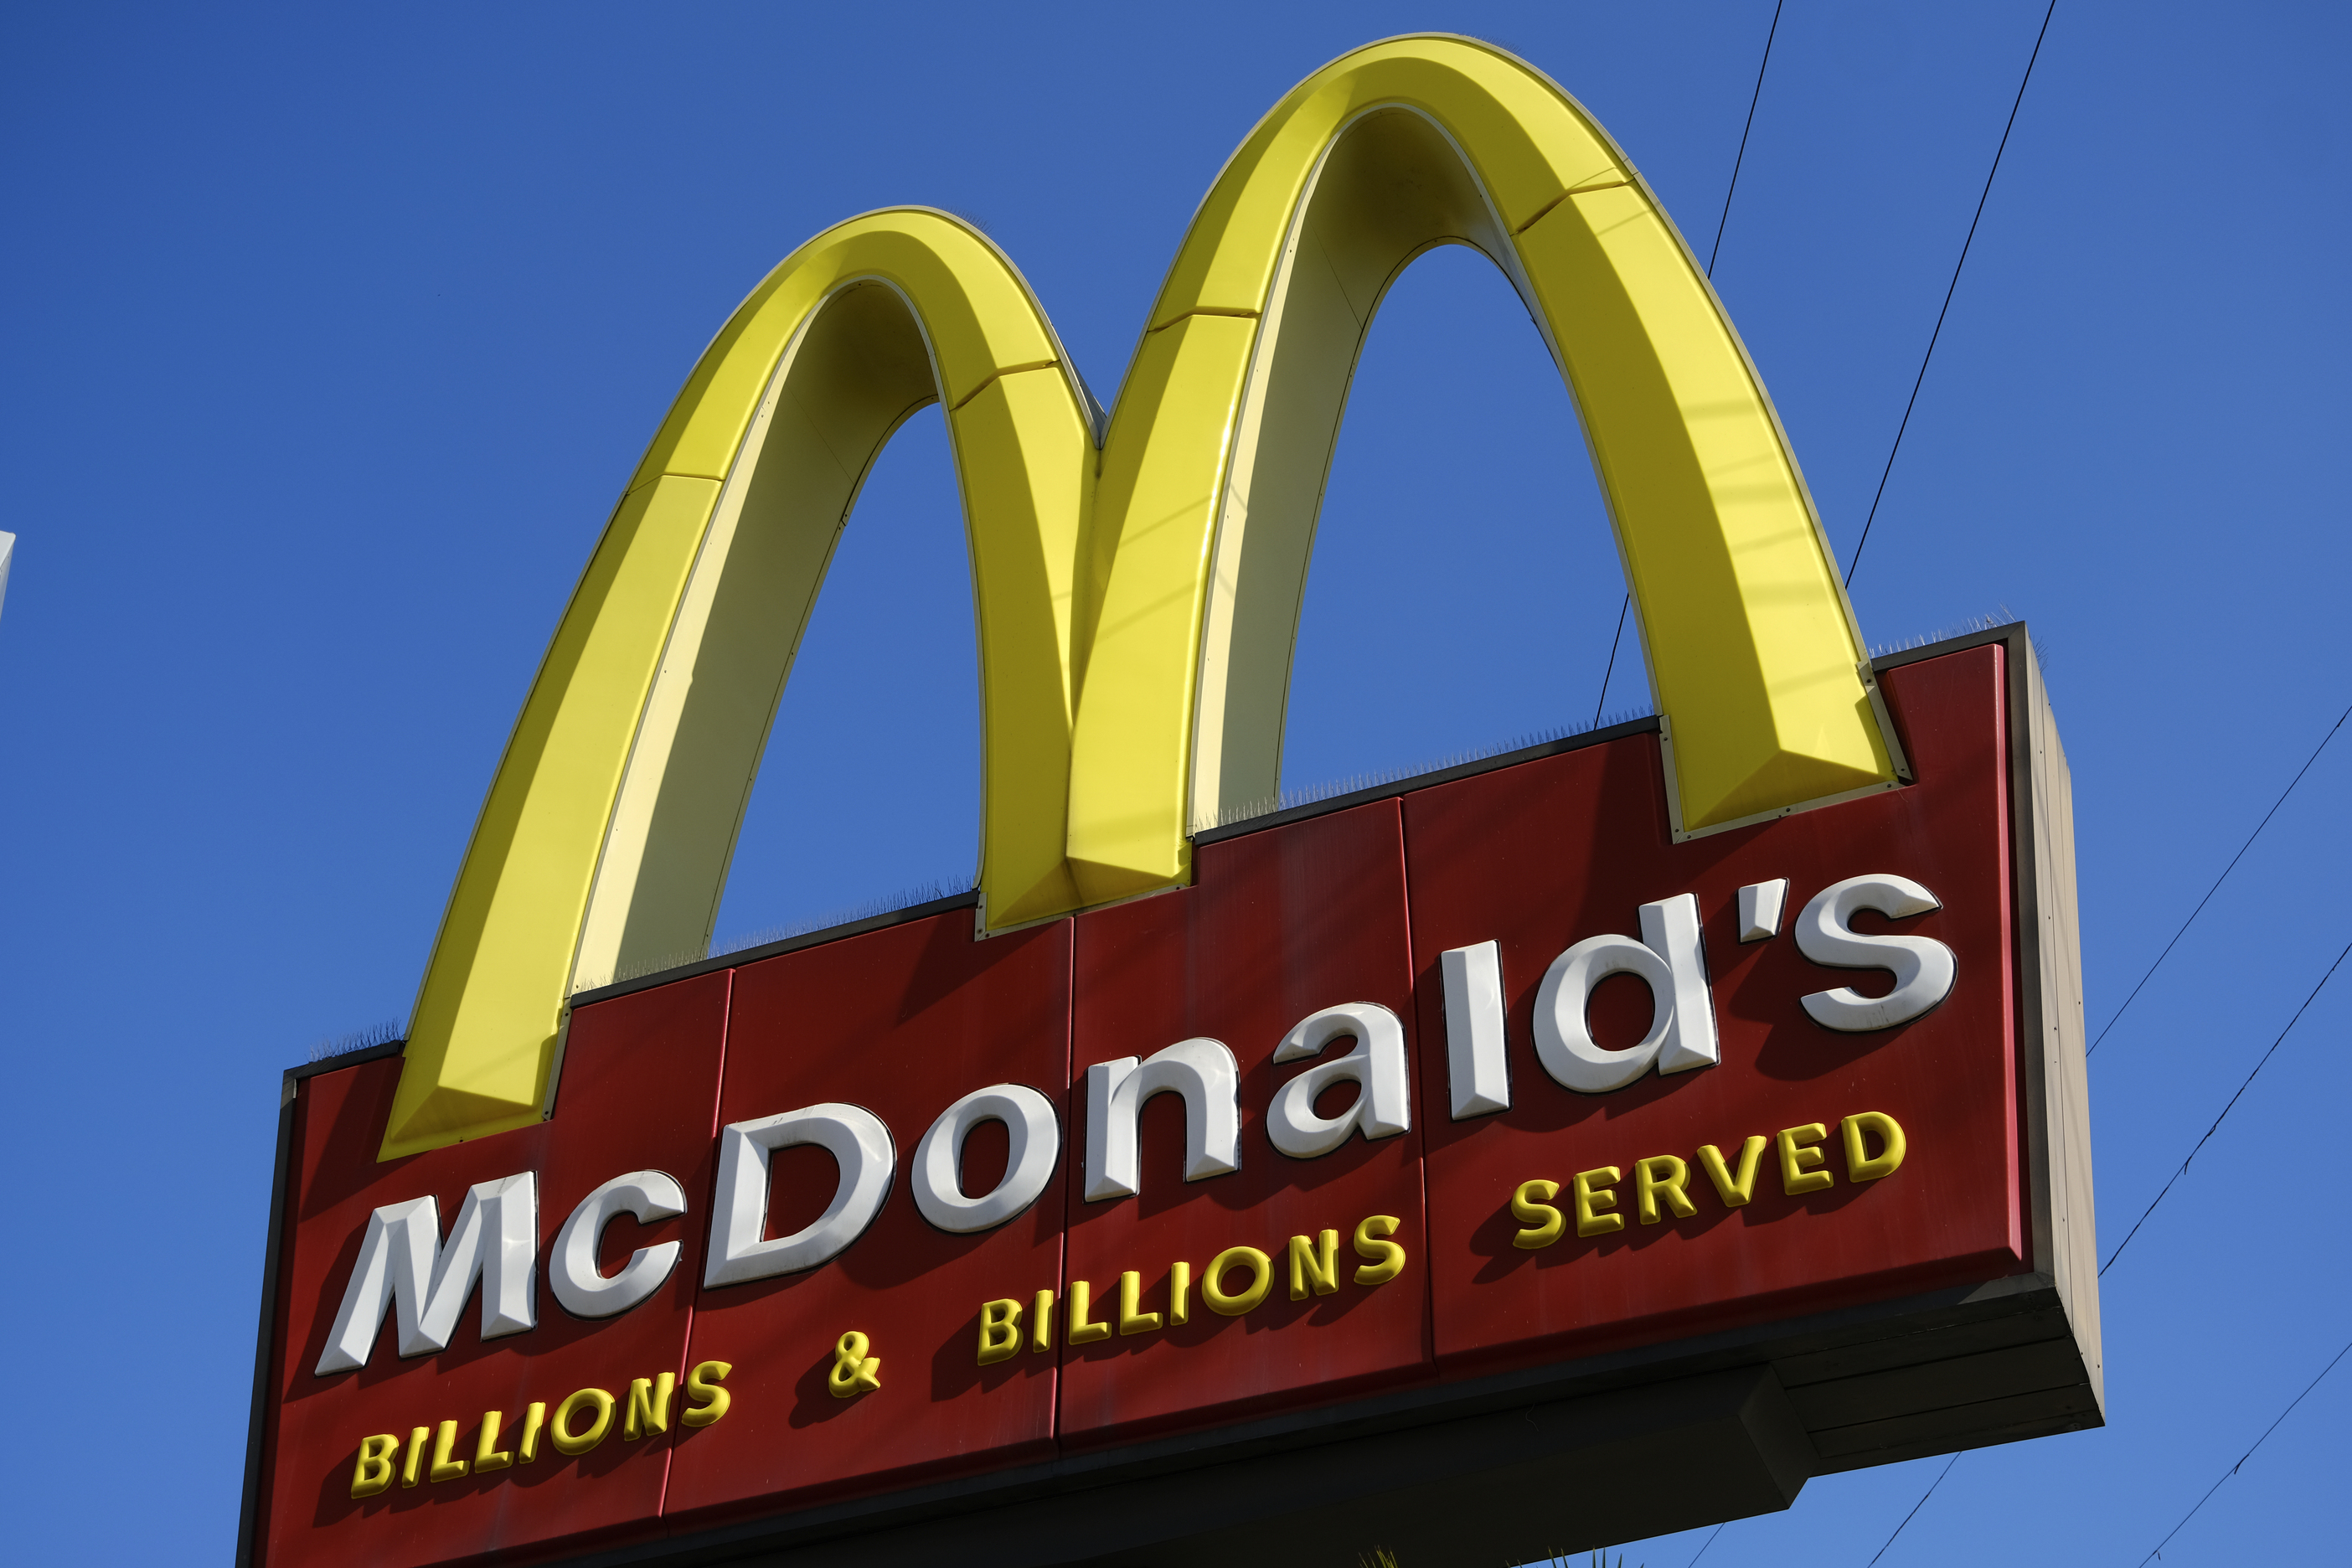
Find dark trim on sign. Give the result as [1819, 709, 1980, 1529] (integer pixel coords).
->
[1193, 714, 1663, 846]
[566, 890, 984, 1010]
[280, 1037, 405, 1083]
[235, 1074, 302, 1566]
[545, 1275, 2078, 1568]
[241, 622, 2097, 1565]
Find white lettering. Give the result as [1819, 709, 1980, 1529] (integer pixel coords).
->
[549, 1170, 686, 1319]
[1441, 941, 1511, 1118]
[910, 1084, 1060, 1234]
[1794, 874, 1957, 1031]
[1084, 1039, 1241, 1201]
[1266, 1003, 1411, 1158]
[315, 1172, 537, 1375]
[704, 1105, 895, 1287]
[1532, 893, 1720, 1093]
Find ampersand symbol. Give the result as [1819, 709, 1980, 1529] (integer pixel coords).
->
[827, 1331, 881, 1399]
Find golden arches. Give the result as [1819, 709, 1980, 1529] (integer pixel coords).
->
[383, 213, 1094, 1158]
[1068, 36, 1897, 900]
[383, 36, 1897, 1159]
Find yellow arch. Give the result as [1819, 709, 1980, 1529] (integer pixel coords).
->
[1066, 35, 1896, 900]
[383, 35, 1897, 1159]
[383, 212, 1095, 1158]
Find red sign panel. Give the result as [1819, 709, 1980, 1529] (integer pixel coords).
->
[1411, 643, 2023, 1373]
[242, 636, 2097, 1568]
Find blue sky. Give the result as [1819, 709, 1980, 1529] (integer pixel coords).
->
[3, 3, 2346, 1562]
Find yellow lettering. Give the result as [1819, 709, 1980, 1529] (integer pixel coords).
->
[1635, 1155, 1698, 1225]
[1352, 1215, 1406, 1284]
[551, 1388, 614, 1455]
[1697, 1136, 1769, 1206]
[977, 1298, 1024, 1365]
[518, 1400, 547, 1460]
[349, 1433, 400, 1499]
[828, 1331, 882, 1397]
[472, 1410, 513, 1473]
[1030, 1287, 1056, 1353]
[624, 1373, 675, 1438]
[400, 1426, 429, 1488]
[1573, 1167, 1624, 1236]
[1168, 1262, 1192, 1326]
[1117, 1271, 1163, 1334]
[679, 1362, 731, 1428]
[1778, 1123, 1834, 1194]
[1510, 1179, 1565, 1249]
[1287, 1230, 1340, 1299]
[1066, 1280, 1112, 1344]
[427, 1418, 468, 1483]
[1842, 1112, 1907, 1181]
[1202, 1246, 1273, 1316]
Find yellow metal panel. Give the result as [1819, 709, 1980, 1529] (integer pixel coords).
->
[385, 473, 720, 1158]
[389, 38, 1897, 1156]
[1071, 32, 1890, 883]
[954, 367, 1092, 926]
[384, 212, 1093, 1158]
[1067, 312, 1257, 902]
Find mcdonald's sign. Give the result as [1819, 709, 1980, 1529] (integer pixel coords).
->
[240, 36, 2100, 1568]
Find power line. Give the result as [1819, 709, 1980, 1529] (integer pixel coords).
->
[2099, 935, 2350, 1277]
[1844, 0, 2056, 586]
[2087, 699, 2349, 1058]
[1862, 1452, 1959, 1566]
[1683, 1521, 1727, 1567]
[1706, 0, 1786, 276]
[1592, 0, 1783, 722]
[1591, 596, 1632, 730]
[2134, 1335, 2352, 1565]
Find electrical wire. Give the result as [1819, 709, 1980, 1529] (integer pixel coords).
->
[1705, 0, 1785, 277]
[2087, 699, 2349, 1058]
[1862, 1452, 1960, 1566]
[1591, 595, 1632, 730]
[2098, 936, 2350, 1277]
[1682, 1521, 1727, 1567]
[1843, 0, 2057, 587]
[2133, 1335, 2352, 1565]
[1592, 0, 1782, 723]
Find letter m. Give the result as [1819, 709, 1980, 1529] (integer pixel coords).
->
[315, 1173, 538, 1375]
